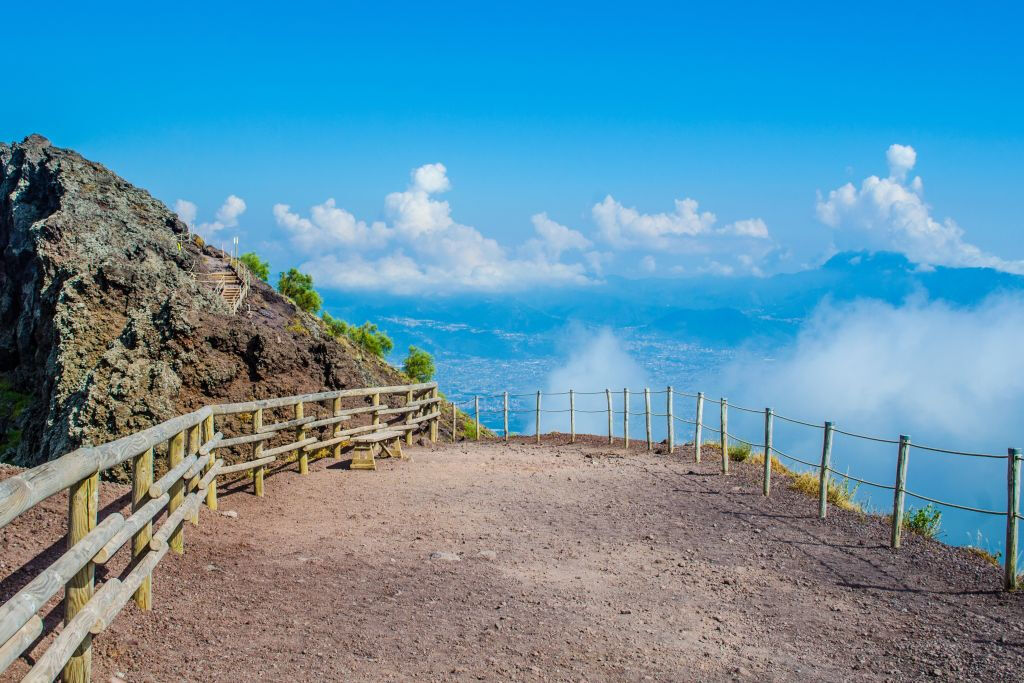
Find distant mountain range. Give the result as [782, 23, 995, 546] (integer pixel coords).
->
[322, 251, 1024, 357]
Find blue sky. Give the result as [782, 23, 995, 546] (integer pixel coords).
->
[5, 1, 1022, 292]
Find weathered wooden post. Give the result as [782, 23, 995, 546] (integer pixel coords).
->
[332, 397, 343, 458]
[452, 401, 457, 443]
[1006, 448, 1021, 590]
[891, 435, 911, 548]
[666, 386, 674, 454]
[503, 391, 509, 442]
[372, 393, 380, 428]
[405, 389, 415, 446]
[296, 401, 308, 474]
[606, 389, 613, 445]
[720, 398, 729, 474]
[253, 408, 265, 496]
[475, 395, 481, 441]
[430, 387, 439, 443]
[818, 422, 835, 519]
[202, 415, 217, 511]
[644, 388, 652, 451]
[132, 447, 153, 609]
[63, 470, 98, 683]
[569, 389, 575, 444]
[186, 424, 201, 525]
[762, 409, 774, 496]
[168, 431, 185, 553]
[535, 391, 542, 444]
[695, 392, 704, 463]
[623, 388, 630, 449]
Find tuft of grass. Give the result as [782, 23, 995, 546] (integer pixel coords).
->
[462, 418, 478, 441]
[193, 234, 205, 248]
[728, 443, 752, 462]
[748, 451, 793, 476]
[903, 504, 942, 539]
[285, 318, 309, 335]
[967, 546, 1001, 568]
[788, 471, 862, 513]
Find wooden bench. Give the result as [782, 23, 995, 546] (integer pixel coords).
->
[349, 429, 405, 470]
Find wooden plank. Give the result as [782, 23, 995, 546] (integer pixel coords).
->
[197, 431, 224, 455]
[63, 470, 99, 682]
[0, 514, 122, 648]
[0, 615, 41, 675]
[152, 489, 204, 550]
[184, 453, 212, 480]
[148, 453, 198, 499]
[257, 415, 317, 434]
[212, 432, 274, 449]
[94, 494, 169, 564]
[210, 381, 437, 415]
[93, 542, 169, 635]
[24, 579, 122, 683]
[262, 437, 318, 458]
[218, 455, 278, 475]
[409, 411, 441, 425]
[304, 413, 352, 430]
[352, 431, 403, 444]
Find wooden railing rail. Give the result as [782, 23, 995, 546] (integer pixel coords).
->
[0, 382, 438, 682]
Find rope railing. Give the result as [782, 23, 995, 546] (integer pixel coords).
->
[459, 386, 1023, 591]
[0, 381, 441, 681]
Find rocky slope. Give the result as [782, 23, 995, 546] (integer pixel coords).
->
[0, 134, 413, 469]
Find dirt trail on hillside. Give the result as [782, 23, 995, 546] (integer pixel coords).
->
[3, 437, 1024, 681]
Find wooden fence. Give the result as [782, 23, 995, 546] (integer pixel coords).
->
[0, 382, 439, 682]
[454, 387, 1023, 591]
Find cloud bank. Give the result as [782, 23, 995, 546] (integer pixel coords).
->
[817, 144, 1024, 274]
[174, 195, 247, 240]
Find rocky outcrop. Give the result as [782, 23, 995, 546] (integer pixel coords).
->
[0, 134, 405, 469]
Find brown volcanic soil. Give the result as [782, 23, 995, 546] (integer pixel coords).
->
[4, 437, 1024, 682]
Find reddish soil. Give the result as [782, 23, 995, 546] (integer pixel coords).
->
[3, 436, 1024, 681]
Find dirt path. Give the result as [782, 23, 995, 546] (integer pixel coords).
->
[4, 437, 1024, 681]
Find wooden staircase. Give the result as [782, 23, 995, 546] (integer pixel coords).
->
[199, 265, 249, 314]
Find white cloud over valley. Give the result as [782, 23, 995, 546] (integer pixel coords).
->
[816, 144, 1024, 274]
[174, 195, 247, 240]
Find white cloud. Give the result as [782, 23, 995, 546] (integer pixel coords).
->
[593, 195, 716, 247]
[816, 145, 1024, 274]
[175, 195, 248, 239]
[724, 217, 769, 239]
[275, 163, 597, 294]
[640, 255, 656, 272]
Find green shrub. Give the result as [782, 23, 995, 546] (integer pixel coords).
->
[347, 322, 393, 358]
[240, 252, 270, 281]
[728, 442, 752, 462]
[403, 346, 435, 382]
[277, 268, 322, 313]
[320, 311, 349, 339]
[904, 504, 942, 539]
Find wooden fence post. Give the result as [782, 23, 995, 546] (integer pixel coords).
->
[503, 391, 509, 442]
[332, 398, 343, 458]
[763, 409, 773, 497]
[623, 388, 630, 449]
[132, 448, 153, 609]
[891, 435, 911, 548]
[296, 401, 308, 474]
[720, 398, 729, 474]
[253, 409, 265, 496]
[667, 386, 674, 454]
[186, 424, 201, 525]
[644, 388, 652, 451]
[535, 391, 542, 444]
[1006, 447, 1021, 590]
[202, 415, 217, 511]
[695, 392, 704, 463]
[168, 431, 185, 554]
[606, 389, 613, 445]
[475, 395, 481, 441]
[63, 470, 98, 683]
[569, 389, 575, 444]
[452, 401, 457, 443]
[430, 387, 439, 443]
[372, 393, 380, 428]
[818, 421, 835, 519]
[405, 390, 415, 446]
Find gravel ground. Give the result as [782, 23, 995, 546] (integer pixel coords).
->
[3, 436, 1024, 682]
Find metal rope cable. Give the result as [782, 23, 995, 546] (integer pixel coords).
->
[903, 490, 1006, 517]
[770, 446, 819, 469]
[699, 423, 722, 436]
[673, 416, 697, 425]
[729, 403, 765, 415]
[831, 427, 900, 445]
[773, 414, 824, 429]
[908, 443, 1007, 460]
[724, 431, 764, 449]
[823, 466, 895, 491]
